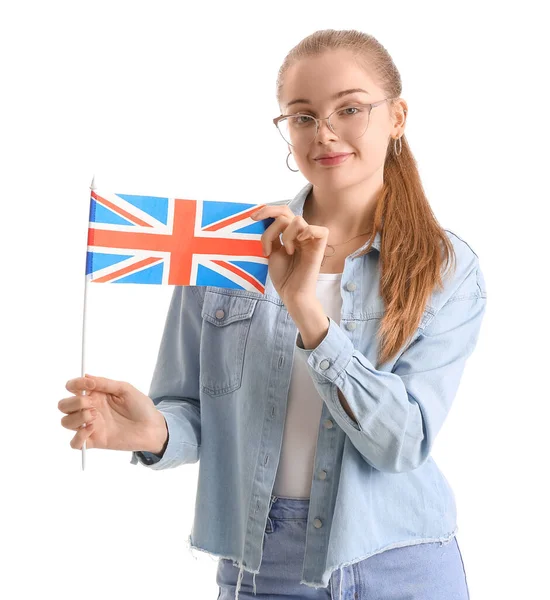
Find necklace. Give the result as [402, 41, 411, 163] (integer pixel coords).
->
[322, 230, 372, 266]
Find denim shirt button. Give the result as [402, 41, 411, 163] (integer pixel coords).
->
[313, 518, 323, 528]
[319, 359, 330, 370]
[323, 419, 334, 429]
[318, 470, 327, 480]
[345, 281, 357, 292]
[345, 321, 357, 331]
[215, 309, 225, 319]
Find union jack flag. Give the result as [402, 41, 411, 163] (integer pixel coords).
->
[86, 189, 279, 294]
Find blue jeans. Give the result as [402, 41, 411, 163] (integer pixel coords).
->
[216, 495, 470, 599]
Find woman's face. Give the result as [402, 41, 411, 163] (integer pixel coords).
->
[279, 49, 405, 189]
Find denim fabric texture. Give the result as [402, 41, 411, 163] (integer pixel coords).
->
[130, 181, 486, 600]
[216, 495, 470, 599]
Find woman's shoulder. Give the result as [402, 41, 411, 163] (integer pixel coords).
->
[433, 228, 486, 308]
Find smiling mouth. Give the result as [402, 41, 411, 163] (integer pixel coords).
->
[315, 153, 351, 160]
[315, 153, 353, 165]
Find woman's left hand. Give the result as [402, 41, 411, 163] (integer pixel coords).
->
[251, 205, 329, 306]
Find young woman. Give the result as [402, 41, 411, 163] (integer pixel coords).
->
[60, 29, 486, 600]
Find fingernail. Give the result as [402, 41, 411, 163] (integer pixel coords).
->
[86, 379, 95, 389]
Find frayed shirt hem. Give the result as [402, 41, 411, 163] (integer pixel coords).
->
[186, 527, 458, 600]
[185, 534, 261, 600]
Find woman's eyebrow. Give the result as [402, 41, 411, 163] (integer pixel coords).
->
[286, 88, 369, 108]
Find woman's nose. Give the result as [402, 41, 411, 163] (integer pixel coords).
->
[315, 117, 338, 141]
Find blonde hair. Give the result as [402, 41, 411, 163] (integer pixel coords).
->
[276, 29, 457, 367]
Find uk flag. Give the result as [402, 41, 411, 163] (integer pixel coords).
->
[86, 189, 278, 294]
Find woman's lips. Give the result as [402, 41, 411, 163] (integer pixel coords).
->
[315, 153, 352, 166]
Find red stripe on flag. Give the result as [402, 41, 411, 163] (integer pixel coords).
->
[211, 260, 265, 293]
[91, 190, 153, 228]
[203, 204, 267, 232]
[92, 256, 163, 283]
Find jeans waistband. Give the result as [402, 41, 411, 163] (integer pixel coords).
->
[268, 494, 310, 520]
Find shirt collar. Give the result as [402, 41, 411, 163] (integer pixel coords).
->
[287, 181, 381, 254]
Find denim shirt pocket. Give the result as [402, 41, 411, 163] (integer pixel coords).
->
[200, 288, 259, 397]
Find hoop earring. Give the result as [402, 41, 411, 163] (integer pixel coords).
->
[394, 136, 402, 156]
[286, 150, 299, 172]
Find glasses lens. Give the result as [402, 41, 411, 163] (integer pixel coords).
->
[277, 115, 317, 146]
[330, 105, 371, 142]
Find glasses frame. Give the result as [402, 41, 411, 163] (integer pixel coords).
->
[273, 97, 395, 146]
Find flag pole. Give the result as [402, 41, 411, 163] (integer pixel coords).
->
[80, 175, 95, 470]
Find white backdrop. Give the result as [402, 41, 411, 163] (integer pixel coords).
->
[2, 1, 548, 598]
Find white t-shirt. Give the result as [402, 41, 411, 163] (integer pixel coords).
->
[272, 272, 343, 499]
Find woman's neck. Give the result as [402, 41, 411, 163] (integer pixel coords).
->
[301, 183, 378, 240]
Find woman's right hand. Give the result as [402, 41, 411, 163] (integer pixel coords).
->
[58, 374, 167, 453]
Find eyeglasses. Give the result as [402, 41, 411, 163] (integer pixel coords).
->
[273, 98, 393, 147]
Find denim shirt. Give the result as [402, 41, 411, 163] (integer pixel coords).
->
[130, 181, 488, 597]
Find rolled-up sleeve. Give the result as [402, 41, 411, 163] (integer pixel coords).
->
[295, 262, 488, 473]
[130, 285, 204, 470]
